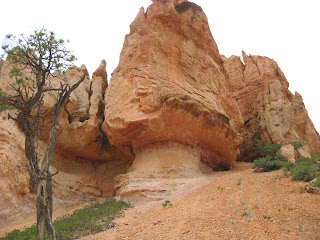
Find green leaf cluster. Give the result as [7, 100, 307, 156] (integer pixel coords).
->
[291, 140, 306, 151]
[1, 28, 76, 87]
[162, 200, 173, 208]
[0, 88, 14, 112]
[253, 156, 285, 171]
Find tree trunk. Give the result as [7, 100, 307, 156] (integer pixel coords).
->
[37, 176, 55, 239]
[36, 96, 62, 240]
[25, 134, 40, 190]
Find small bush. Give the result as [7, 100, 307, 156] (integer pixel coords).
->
[291, 157, 319, 182]
[255, 140, 282, 158]
[162, 200, 173, 208]
[309, 174, 320, 188]
[291, 140, 305, 151]
[282, 162, 296, 176]
[253, 140, 286, 171]
[253, 156, 284, 171]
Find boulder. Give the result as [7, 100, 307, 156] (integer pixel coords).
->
[277, 144, 295, 162]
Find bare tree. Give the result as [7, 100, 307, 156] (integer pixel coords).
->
[0, 28, 86, 239]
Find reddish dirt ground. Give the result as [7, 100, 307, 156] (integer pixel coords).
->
[83, 162, 320, 240]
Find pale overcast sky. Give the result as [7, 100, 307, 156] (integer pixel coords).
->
[0, 0, 319, 132]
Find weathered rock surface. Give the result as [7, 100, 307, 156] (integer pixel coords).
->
[277, 144, 295, 163]
[0, 58, 3, 73]
[0, 60, 131, 225]
[103, 0, 242, 173]
[55, 62, 111, 161]
[103, 0, 243, 200]
[0, 112, 34, 224]
[223, 52, 320, 161]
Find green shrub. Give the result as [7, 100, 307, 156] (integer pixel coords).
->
[282, 161, 296, 176]
[255, 140, 282, 158]
[309, 174, 320, 188]
[1, 198, 131, 240]
[253, 156, 284, 171]
[291, 157, 319, 182]
[253, 140, 285, 171]
[295, 156, 317, 165]
[311, 154, 320, 162]
[291, 140, 305, 151]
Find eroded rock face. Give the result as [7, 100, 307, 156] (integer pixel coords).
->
[103, 0, 243, 175]
[0, 114, 129, 226]
[0, 60, 131, 225]
[0, 112, 34, 225]
[55, 62, 111, 161]
[224, 52, 320, 161]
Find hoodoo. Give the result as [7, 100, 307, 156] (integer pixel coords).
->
[102, 0, 243, 199]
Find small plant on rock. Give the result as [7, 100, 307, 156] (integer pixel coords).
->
[162, 200, 173, 208]
[291, 140, 305, 151]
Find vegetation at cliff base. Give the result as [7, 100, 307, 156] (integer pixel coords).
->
[252, 140, 284, 171]
[253, 140, 320, 184]
[1, 198, 131, 240]
[289, 156, 319, 182]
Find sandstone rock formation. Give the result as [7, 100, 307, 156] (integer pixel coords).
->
[103, 0, 243, 199]
[104, 0, 242, 170]
[0, 111, 34, 224]
[223, 52, 320, 161]
[0, 60, 130, 225]
[1, 0, 320, 230]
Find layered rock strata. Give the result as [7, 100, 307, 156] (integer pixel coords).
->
[104, 0, 243, 170]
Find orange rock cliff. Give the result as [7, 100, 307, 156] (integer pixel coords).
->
[0, 0, 319, 223]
